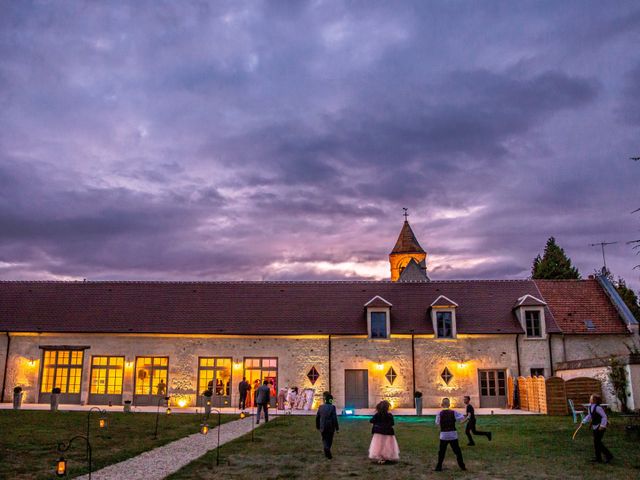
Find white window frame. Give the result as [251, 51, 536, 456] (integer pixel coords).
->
[367, 308, 390, 339]
[518, 307, 546, 340]
[431, 308, 457, 339]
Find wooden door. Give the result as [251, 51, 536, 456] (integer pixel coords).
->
[345, 369, 368, 408]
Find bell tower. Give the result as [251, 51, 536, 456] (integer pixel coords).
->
[389, 209, 427, 282]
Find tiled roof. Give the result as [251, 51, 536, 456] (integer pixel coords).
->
[534, 279, 628, 334]
[390, 221, 425, 254]
[0, 280, 566, 336]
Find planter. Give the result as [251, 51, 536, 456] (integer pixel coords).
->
[50, 393, 60, 412]
[13, 391, 23, 409]
[123, 400, 132, 413]
[415, 397, 423, 416]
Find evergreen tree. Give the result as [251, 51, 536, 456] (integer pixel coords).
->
[531, 237, 581, 279]
[615, 277, 640, 322]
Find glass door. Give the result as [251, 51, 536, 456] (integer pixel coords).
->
[134, 356, 169, 406]
[198, 357, 232, 408]
[244, 357, 278, 407]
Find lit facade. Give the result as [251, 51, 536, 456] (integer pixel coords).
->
[1, 221, 638, 410]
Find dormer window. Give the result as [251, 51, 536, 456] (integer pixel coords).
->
[364, 296, 392, 339]
[514, 295, 547, 339]
[371, 312, 388, 338]
[436, 311, 453, 338]
[525, 310, 542, 338]
[430, 295, 458, 339]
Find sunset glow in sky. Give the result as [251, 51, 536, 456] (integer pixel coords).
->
[1, 1, 639, 288]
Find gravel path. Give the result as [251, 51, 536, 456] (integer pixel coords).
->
[78, 416, 262, 480]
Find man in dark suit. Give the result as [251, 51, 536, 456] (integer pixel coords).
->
[238, 377, 250, 411]
[316, 392, 339, 459]
[255, 380, 271, 424]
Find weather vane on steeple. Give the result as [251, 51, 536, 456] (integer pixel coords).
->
[403, 207, 409, 221]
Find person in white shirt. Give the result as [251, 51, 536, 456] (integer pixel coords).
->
[434, 397, 467, 472]
[581, 394, 613, 464]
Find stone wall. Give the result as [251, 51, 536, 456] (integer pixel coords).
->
[0, 331, 637, 409]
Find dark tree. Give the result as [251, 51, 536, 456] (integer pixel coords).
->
[531, 237, 581, 279]
[616, 277, 640, 321]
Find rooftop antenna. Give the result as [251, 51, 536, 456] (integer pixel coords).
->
[589, 241, 618, 271]
[403, 207, 409, 221]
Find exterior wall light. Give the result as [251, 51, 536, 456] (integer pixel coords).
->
[458, 362, 467, 369]
[28, 358, 36, 367]
[125, 361, 133, 368]
[376, 361, 384, 370]
[233, 361, 243, 370]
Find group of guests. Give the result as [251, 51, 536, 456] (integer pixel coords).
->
[237, 377, 277, 411]
[315, 393, 491, 469]
[316, 393, 614, 470]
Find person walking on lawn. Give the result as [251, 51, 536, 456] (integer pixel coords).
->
[255, 380, 271, 424]
[316, 392, 339, 459]
[582, 394, 613, 464]
[463, 395, 492, 445]
[435, 397, 467, 472]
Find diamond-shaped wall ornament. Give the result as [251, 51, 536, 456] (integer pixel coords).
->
[307, 366, 320, 385]
[385, 366, 397, 385]
[441, 367, 453, 385]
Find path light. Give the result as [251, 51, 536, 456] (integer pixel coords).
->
[166, 407, 172, 415]
[99, 416, 107, 429]
[56, 457, 66, 477]
[177, 398, 187, 408]
[55, 435, 92, 480]
[239, 412, 246, 419]
[200, 423, 209, 435]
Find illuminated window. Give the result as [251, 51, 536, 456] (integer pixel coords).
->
[90, 356, 124, 395]
[40, 349, 84, 394]
[440, 367, 453, 385]
[385, 367, 397, 385]
[135, 357, 169, 395]
[198, 357, 232, 397]
[307, 366, 320, 385]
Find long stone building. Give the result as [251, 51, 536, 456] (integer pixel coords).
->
[1, 221, 638, 410]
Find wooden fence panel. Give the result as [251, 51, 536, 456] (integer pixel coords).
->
[507, 376, 514, 409]
[565, 377, 602, 408]
[536, 376, 546, 414]
[545, 377, 568, 415]
[530, 377, 539, 412]
[518, 376, 528, 411]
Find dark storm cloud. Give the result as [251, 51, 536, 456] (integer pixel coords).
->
[0, 1, 639, 289]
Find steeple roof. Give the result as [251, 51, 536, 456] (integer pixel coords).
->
[390, 221, 425, 254]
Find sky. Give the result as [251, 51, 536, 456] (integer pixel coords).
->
[0, 1, 639, 288]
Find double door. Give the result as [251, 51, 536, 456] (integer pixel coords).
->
[478, 369, 507, 408]
[134, 356, 169, 406]
[198, 357, 232, 408]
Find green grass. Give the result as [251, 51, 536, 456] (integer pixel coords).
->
[0, 410, 236, 479]
[169, 414, 640, 480]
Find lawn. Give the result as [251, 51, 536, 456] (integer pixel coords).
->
[169, 414, 640, 480]
[0, 410, 236, 479]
